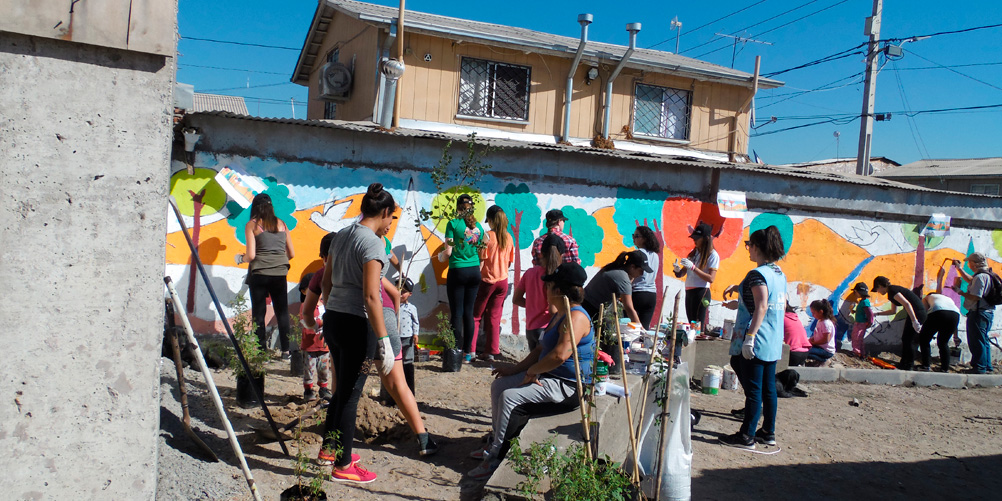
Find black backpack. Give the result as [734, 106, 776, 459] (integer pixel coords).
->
[977, 269, 1002, 306]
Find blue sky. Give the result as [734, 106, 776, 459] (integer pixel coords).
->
[177, 0, 1002, 165]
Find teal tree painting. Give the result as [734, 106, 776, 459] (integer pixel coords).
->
[494, 183, 541, 335]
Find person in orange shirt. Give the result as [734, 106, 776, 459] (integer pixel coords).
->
[472, 205, 515, 361]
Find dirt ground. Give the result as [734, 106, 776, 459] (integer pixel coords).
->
[158, 354, 1002, 500]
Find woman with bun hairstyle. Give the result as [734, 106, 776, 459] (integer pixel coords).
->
[720, 225, 787, 450]
[631, 225, 661, 329]
[317, 183, 398, 483]
[241, 193, 295, 357]
[441, 194, 487, 363]
[582, 250, 653, 324]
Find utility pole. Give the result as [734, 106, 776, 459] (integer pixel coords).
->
[855, 0, 882, 176]
[715, 33, 771, 68]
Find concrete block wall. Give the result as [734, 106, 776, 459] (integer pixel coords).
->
[0, 25, 175, 500]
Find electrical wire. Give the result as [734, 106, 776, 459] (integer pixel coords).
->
[757, 71, 864, 109]
[889, 61, 1002, 71]
[752, 103, 1002, 136]
[647, 0, 768, 50]
[762, 43, 867, 78]
[178, 63, 289, 75]
[903, 49, 1002, 92]
[891, 59, 931, 159]
[200, 81, 297, 93]
[884, 23, 1002, 43]
[678, 0, 821, 55]
[179, 35, 300, 51]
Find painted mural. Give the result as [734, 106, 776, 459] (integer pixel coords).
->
[166, 154, 1002, 355]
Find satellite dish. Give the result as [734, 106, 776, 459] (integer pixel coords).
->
[833, 131, 841, 138]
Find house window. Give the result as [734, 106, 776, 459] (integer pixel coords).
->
[971, 183, 999, 195]
[633, 83, 691, 141]
[458, 57, 531, 121]
[323, 48, 339, 120]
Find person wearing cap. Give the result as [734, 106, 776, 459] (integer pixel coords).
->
[872, 275, 928, 371]
[398, 278, 420, 395]
[472, 205, 516, 361]
[441, 193, 488, 363]
[239, 193, 296, 358]
[513, 233, 565, 350]
[582, 250, 652, 325]
[674, 222, 719, 329]
[920, 280, 962, 372]
[949, 253, 996, 374]
[530, 209, 580, 266]
[468, 262, 594, 480]
[848, 282, 875, 358]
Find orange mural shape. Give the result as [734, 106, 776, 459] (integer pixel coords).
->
[592, 206, 630, 268]
[661, 197, 743, 261]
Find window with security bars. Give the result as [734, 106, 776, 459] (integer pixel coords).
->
[633, 83, 691, 141]
[458, 57, 531, 121]
[324, 49, 339, 120]
[971, 183, 1000, 195]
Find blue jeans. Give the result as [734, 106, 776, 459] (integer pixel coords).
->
[967, 309, 995, 373]
[807, 346, 834, 362]
[739, 358, 777, 436]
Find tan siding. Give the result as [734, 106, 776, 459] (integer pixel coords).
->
[307, 13, 379, 121]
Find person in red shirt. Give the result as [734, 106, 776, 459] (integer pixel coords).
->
[530, 209, 580, 265]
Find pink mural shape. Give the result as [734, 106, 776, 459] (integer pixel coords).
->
[661, 197, 743, 260]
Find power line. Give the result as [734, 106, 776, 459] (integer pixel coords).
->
[647, 0, 768, 50]
[678, 0, 821, 55]
[200, 81, 298, 93]
[890, 61, 1002, 70]
[179, 35, 300, 51]
[884, 22, 1002, 43]
[757, 71, 864, 109]
[762, 43, 866, 78]
[903, 49, 1002, 92]
[891, 59, 931, 159]
[752, 103, 1002, 136]
[178, 63, 290, 76]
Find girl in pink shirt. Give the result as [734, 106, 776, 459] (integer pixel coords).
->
[807, 299, 837, 363]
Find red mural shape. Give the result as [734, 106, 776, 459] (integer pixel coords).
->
[660, 197, 743, 260]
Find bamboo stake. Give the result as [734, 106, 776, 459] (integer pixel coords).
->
[635, 286, 674, 440]
[586, 303, 604, 453]
[395, 249, 404, 330]
[612, 295, 642, 484]
[563, 296, 592, 462]
[653, 299, 683, 501]
[166, 278, 264, 501]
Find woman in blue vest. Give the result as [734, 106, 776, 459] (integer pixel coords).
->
[720, 225, 787, 450]
[467, 262, 594, 480]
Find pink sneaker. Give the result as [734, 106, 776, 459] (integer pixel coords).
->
[317, 449, 360, 466]
[332, 462, 377, 484]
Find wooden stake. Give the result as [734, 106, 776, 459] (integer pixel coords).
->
[563, 296, 592, 462]
[612, 295, 642, 484]
[653, 296, 683, 501]
[635, 286, 674, 440]
[587, 304, 604, 429]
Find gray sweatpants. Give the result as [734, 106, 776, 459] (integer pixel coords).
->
[487, 373, 575, 457]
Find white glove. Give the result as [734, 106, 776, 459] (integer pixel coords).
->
[377, 336, 395, 375]
[742, 334, 756, 360]
[912, 320, 923, 333]
[679, 258, 694, 270]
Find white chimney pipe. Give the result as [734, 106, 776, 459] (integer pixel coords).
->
[561, 14, 592, 143]
[603, 23, 641, 140]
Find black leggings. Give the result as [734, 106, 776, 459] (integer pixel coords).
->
[447, 265, 481, 353]
[919, 310, 960, 369]
[633, 291, 657, 329]
[248, 274, 290, 351]
[685, 287, 709, 325]
[321, 311, 376, 467]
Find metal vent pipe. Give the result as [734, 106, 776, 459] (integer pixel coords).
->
[602, 23, 641, 139]
[561, 13, 592, 143]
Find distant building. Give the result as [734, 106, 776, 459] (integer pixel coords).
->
[193, 92, 249, 115]
[777, 157, 900, 176]
[875, 158, 1002, 195]
[291, 0, 782, 161]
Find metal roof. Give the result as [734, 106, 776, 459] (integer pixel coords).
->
[183, 110, 961, 196]
[192, 93, 249, 115]
[877, 158, 1002, 178]
[292, 0, 783, 89]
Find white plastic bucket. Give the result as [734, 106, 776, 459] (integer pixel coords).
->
[721, 365, 739, 390]
[721, 319, 735, 340]
[701, 366, 722, 395]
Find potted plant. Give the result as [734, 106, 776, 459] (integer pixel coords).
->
[509, 437, 636, 500]
[288, 313, 305, 377]
[281, 416, 336, 501]
[228, 293, 270, 407]
[435, 311, 462, 372]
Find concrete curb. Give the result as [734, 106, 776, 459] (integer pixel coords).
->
[793, 367, 1002, 388]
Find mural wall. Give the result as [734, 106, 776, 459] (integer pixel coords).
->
[166, 154, 1002, 354]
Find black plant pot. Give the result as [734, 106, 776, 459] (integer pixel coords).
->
[236, 373, 265, 408]
[280, 484, 328, 501]
[290, 350, 305, 377]
[441, 348, 463, 372]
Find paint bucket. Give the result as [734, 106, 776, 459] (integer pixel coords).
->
[721, 365, 739, 390]
[701, 365, 723, 395]
[721, 319, 735, 341]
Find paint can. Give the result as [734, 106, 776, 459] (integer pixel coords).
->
[721, 365, 739, 390]
[721, 319, 735, 340]
[701, 365, 723, 395]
